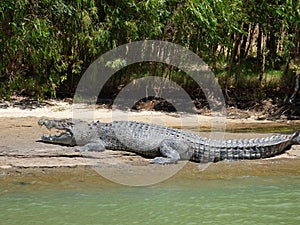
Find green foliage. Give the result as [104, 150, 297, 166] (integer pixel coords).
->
[0, 0, 299, 104]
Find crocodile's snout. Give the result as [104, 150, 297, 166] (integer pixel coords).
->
[38, 119, 44, 126]
[38, 119, 74, 131]
[38, 119, 53, 129]
[38, 119, 50, 127]
[38, 119, 76, 146]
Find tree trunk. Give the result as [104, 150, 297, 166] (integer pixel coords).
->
[257, 24, 264, 83]
[226, 33, 241, 98]
[245, 23, 256, 58]
[240, 23, 249, 59]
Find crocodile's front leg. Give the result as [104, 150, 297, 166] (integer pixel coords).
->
[74, 139, 106, 152]
[150, 139, 190, 164]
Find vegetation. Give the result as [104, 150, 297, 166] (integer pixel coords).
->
[0, 0, 299, 107]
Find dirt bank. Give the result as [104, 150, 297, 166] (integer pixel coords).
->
[0, 102, 300, 185]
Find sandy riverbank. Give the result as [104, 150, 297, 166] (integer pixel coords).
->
[1, 101, 300, 185]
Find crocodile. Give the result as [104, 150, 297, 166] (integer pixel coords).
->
[38, 119, 300, 164]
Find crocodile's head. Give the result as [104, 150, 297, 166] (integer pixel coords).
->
[38, 119, 76, 146]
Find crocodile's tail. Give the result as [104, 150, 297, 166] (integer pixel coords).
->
[192, 133, 297, 163]
[292, 131, 300, 144]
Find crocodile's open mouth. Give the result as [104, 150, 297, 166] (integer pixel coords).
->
[38, 119, 76, 145]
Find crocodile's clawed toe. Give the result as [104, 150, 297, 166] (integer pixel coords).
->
[75, 146, 89, 152]
[150, 157, 178, 165]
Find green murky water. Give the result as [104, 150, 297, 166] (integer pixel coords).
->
[1, 176, 300, 225]
[190, 125, 300, 134]
[226, 125, 300, 134]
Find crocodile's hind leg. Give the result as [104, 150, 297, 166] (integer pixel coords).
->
[75, 139, 106, 152]
[150, 139, 189, 164]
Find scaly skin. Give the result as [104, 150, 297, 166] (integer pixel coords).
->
[38, 119, 300, 164]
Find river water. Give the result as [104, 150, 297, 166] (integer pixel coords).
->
[1, 123, 300, 225]
[1, 173, 300, 225]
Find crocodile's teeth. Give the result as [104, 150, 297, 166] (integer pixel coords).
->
[42, 134, 54, 140]
[41, 134, 48, 140]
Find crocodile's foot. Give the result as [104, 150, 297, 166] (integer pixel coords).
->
[150, 139, 189, 164]
[150, 157, 178, 164]
[74, 141, 105, 152]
